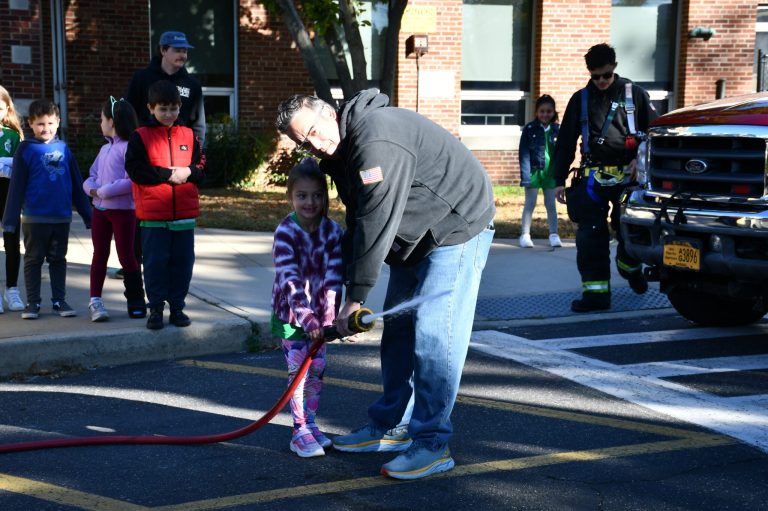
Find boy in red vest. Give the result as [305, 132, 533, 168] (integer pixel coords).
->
[125, 80, 205, 330]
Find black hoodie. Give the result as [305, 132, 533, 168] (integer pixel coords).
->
[320, 89, 496, 303]
[124, 56, 206, 145]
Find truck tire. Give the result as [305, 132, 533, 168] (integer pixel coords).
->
[667, 289, 767, 327]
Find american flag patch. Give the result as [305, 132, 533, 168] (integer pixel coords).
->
[360, 166, 384, 185]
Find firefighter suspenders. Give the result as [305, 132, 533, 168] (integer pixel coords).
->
[580, 82, 636, 153]
[579, 83, 636, 194]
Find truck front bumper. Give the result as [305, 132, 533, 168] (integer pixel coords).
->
[620, 191, 768, 282]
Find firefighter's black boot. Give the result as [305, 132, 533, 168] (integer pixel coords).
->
[627, 272, 648, 295]
[123, 270, 147, 319]
[571, 293, 611, 313]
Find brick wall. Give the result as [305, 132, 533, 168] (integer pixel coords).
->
[0, 0, 47, 108]
[58, 1, 149, 143]
[679, 0, 757, 106]
[474, 150, 518, 186]
[396, 0, 463, 135]
[537, 0, 611, 119]
[238, 1, 313, 132]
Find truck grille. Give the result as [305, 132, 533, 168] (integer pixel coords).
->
[649, 136, 766, 198]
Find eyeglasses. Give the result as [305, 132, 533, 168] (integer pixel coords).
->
[295, 105, 325, 154]
[590, 71, 614, 81]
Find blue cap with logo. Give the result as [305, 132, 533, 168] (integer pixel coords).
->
[159, 31, 194, 49]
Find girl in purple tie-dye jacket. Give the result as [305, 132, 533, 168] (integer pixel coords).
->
[271, 158, 343, 458]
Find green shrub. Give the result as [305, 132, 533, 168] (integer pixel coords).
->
[263, 149, 305, 186]
[70, 134, 106, 179]
[203, 120, 276, 188]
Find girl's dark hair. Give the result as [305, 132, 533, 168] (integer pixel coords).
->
[286, 157, 330, 217]
[102, 98, 139, 140]
[535, 94, 559, 124]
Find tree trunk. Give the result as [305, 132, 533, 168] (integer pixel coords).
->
[275, 0, 336, 106]
[338, 0, 368, 93]
[324, 25, 355, 100]
[380, 0, 407, 100]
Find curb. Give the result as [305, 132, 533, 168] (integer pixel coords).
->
[0, 317, 252, 378]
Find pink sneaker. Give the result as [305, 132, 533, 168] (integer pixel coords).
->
[308, 425, 332, 448]
[290, 428, 325, 458]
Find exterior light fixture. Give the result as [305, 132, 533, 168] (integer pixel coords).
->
[405, 34, 428, 59]
[688, 27, 715, 40]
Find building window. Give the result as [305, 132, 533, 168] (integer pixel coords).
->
[611, 0, 679, 114]
[150, 0, 237, 123]
[315, 1, 389, 87]
[460, 0, 533, 127]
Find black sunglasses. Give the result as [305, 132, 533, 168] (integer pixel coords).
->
[591, 71, 614, 81]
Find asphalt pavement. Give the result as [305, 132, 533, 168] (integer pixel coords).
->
[0, 220, 671, 378]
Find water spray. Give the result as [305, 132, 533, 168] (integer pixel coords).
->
[0, 293, 445, 454]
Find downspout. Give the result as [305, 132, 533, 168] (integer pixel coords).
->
[50, 0, 67, 139]
[232, 0, 239, 125]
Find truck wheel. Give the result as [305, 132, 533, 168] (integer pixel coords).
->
[667, 289, 766, 327]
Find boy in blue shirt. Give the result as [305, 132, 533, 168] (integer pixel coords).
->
[2, 99, 92, 319]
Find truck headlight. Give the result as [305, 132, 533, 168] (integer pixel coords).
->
[635, 140, 649, 186]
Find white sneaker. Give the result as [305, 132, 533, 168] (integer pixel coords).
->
[4, 287, 24, 311]
[519, 234, 534, 248]
[89, 299, 110, 322]
[549, 234, 563, 247]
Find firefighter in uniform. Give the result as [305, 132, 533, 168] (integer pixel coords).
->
[553, 43, 658, 312]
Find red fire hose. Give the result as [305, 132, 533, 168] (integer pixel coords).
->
[0, 309, 374, 455]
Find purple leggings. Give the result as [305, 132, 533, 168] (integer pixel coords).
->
[281, 338, 326, 429]
[89, 208, 139, 297]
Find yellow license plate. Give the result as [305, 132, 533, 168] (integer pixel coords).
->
[663, 239, 701, 271]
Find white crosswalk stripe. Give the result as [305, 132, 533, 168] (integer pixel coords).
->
[538, 324, 767, 350]
[470, 325, 768, 453]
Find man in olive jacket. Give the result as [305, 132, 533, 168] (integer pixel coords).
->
[276, 89, 495, 480]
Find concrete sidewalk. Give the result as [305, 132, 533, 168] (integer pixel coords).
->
[0, 221, 672, 377]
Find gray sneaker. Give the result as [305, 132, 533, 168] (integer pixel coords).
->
[89, 299, 110, 322]
[333, 424, 412, 452]
[381, 444, 455, 480]
[52, 300, 77, 317]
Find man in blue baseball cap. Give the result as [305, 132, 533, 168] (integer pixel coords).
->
[159, 31, 195, 49]
[125, 30, 205, 145]
[121, 30, 206, 280]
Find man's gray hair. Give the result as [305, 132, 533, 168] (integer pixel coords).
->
[275, 95, 332, 133]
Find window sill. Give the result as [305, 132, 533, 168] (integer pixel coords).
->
[460, 124, 521, 151]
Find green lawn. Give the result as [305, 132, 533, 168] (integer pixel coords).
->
[198, 185, 576, 240]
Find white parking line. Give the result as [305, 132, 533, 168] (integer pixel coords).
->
[470, 330, 768, 453]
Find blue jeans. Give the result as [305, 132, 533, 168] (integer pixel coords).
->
[368, 225, 494, 448]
